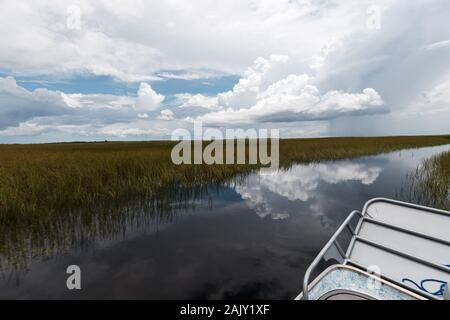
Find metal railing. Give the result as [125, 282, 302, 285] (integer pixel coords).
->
[301, 210, 362, 300]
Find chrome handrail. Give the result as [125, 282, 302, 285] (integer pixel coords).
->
[302, 210, 362, 300]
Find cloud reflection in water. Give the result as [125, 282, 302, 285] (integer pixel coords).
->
[234, 161, 383, 220]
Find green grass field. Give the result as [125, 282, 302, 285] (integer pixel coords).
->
[1, 135, 449, 217]
[0, 135, 449, 271]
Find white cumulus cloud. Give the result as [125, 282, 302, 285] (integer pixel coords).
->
[175, 93, 219, 110]
[192, 56, 386, 125]
[158, 109, 174, 121]
[0, 76, 71, 129]
[135, 83, 165, 112]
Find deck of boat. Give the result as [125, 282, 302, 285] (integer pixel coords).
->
[298, 198, 450, 300]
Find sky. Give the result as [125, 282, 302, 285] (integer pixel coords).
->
[0, 0, 449, 143]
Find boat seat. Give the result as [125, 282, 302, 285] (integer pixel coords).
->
[348, 199, 450, 298]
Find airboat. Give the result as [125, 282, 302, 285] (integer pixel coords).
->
[297, 198, 450, 300]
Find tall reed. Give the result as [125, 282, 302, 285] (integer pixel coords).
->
[398, 150, 450, 210]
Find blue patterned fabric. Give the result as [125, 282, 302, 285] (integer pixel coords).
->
[309, 267, 416, 300]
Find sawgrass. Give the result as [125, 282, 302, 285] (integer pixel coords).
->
[398, 150, 450, 210]
[0, 135, 449, 271]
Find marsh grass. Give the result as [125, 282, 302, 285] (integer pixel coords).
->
[1, 135, 450, 272]
[398, 150, 450, 210]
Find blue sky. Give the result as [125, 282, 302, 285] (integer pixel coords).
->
[0, 0, 449, 143]
[3, 73, 240, 96]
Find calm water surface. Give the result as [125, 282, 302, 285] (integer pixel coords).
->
[0, 145, 449, 299]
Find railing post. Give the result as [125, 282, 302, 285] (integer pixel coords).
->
[301, 210, 362, 300]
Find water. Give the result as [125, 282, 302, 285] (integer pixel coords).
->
[0, 145, 449, 299]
